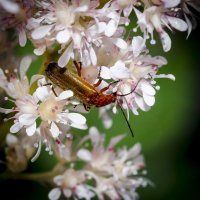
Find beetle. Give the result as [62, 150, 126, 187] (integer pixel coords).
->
[45, 61, 139, 137]
[45, 62, 117, 108]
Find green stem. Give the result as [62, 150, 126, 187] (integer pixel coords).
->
[0, 163, 65, 183]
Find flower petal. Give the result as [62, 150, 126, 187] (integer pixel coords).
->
[143, 94, 155, 106]
[100, 66, 111, 79]
[31, 25, 53, 40]
[10, 122, 22, 133]
[162, 0, 181, 8]
[35, 86, 50, 101]
[167, 16, 188, 32]
[48, 188, 61, 200]
[26, 122, 36, 136]
[77, 149, 92, 161]
[132, 36, 145, 57]
[50, 122, 60, 138]
[19, 56, 32, 79]
[58, 90, 73, 100]
[58, 43, 74, 67]
[56, 29, 71, 44]
[6, 134, 18, 145]
[19, 114, 37, 126]
[160, 31, 171, 52]
[68, 113, 86, 125]
[19, 28, 27, 47]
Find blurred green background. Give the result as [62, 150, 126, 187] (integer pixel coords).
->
[0, 26, 200, 200]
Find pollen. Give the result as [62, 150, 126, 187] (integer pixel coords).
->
[38, 97, 65, 121]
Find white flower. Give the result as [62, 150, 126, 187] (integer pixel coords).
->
[0, 56, 36, 99]
[48, 169, 95, 200]
[100, 60, 131, 81]
[0, 81, 87, 138]
[77, 127, 126, 173]
[134, 2, 188, 51]
[0, 0, 35, 46]
[29, 0, 128, 67]
[77, 127, 148, 200]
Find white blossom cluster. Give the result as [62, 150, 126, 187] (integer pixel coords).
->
[0, 0, 199, 199]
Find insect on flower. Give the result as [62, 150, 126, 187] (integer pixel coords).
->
[45, 61, 139, 137]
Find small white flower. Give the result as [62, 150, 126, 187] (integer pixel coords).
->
[134, 2, 188, 51]
[49, 169, 95, 200]
[0, 56, 36, 99]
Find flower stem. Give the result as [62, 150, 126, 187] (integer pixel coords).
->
[0, 163, 65, 183]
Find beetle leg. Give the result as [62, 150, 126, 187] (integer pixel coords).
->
[42, 83, 58, 97]
[73, 60, 82, 77]
[100, 81, 119, 93]
[83, 103, 90, 111]
[93, 66, 103, 87]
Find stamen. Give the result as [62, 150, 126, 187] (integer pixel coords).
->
[4, 97, 15, 103]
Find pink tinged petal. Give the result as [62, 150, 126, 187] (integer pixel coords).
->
[108, 134, 126, 149]
[34, 46, 46, 55]
[76, 185, 95, 199]
[127, 143, 141, 158]
[135, 95, 149, 111]
[100, 66, 111, 79]
[110, 60, 130, 80]
[0, 107, 13, 114]
[184, 14, 192, 38]
[105, 19, 118, 37]
[30, 75, 44, 86]
[31, 25, 53, 40]
[133, 7, 143, 20]
[48, 188, 61, 200]
[111, 38, 127, 49]
[26, 122, 36, 136]
[123, 5, 133, 17]
[162, 0, 181, 8]
[68, 113, 86, 125]
[74, 0, 90, 12]
[0, 0, 19, 13]
[70, 123, 88, 130]
[132, 36, 145, 57]
[56, 29, 71, 44]
[35, 86, 49, 101]
[50, 122, 60, 138]
[58, 43, 73, 67]
[89, 46, 97, 66]
[143, 94, 155, 106]
[19, 56, 32, 79]
[6, 134, 18, 145]
[160, 31, 171, 52]
[155, 74, 175, 80]
[89, 126, 101, 146]
[53, 175, 64, 186]
[167, 16, 188, 31]
[58, 90, 73, 100]
[63, 189, 72, 198]
[77, 149, 92, 161]
[10, 122, 23, 133]
[19, 114, 37, 126]
[19, 29, 27, 47]
[72, 32, 81, 48]
[141, 83, 156, 95]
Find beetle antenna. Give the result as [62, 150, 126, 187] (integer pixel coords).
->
[116, 79, 142, 97]
[118, 102, 134, 137]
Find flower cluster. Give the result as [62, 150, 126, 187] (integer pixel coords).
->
[48, 127, 148, 200]
[0, 0, 199, 199]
